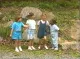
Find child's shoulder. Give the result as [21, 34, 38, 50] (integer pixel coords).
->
[53, 24, 57, 26]
[12, 22, 17, 24]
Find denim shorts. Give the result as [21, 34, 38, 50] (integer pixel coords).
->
[12, 31, 22, 40]
[27, 29, 36, 39]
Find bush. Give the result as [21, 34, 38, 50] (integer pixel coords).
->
[0, 0, 79, 8]
[0, 26, 10, 39]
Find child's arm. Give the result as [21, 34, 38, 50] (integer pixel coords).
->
[23, 20, 29, 28]
[23, 24, 29, 30]
[10, 22, 15, 37]
[54, 25, 59, 30]
[10, 29, 13, 37]
[23, 24, 29, 28]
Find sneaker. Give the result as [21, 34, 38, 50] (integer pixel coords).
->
[15, 47, 19, 52]
[44, 45, 48, 49]
[19, 46, 22, 51]
[28, 46, 32, 50]
[51, 47, 54, 49]
[31, 46, 36, 50]
[38, 46, 41, 49]
[54, 48, 58, 50]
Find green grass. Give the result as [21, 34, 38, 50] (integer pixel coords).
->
[0, 0, 79, 40]
[0, 44, 80, 58]
[0, 0, 79, 8]
[0, 26, 10, 39]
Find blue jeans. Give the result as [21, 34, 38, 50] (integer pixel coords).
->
[51, 32, 58, 49]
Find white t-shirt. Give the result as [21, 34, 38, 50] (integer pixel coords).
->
[26, 19, 36, 29]
[50, 24, 59, 32]
[37, 20, 49, 25]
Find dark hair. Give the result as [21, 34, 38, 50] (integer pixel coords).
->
[50, 19, 57, 25]
[27, 12, 34, 18]
[15, 16, 22, 22]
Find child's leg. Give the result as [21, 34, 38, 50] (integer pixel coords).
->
[31, 39, 36, 50]
[18, 40, 21, 46]
[14, 40, 19, 47]
[52, 34, 58, 50]
[31, 39, 34, 46]
[28, 40, 32, 50]
[28, 40, 32, 46]
[53, 40, 58, 50]
[43, 36, 48, 49]
[14, 40, 19, 52]
[43, 36, 47, 46]
[18, 40, 22, 51]
[38, 39, 42, 49]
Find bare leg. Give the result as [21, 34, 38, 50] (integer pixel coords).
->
[28, 40, 32, 46]
[14, 40, 19, 52]
[18, 40, 22, 51]
[31, 39, 35, 50]
[18, 40, 21, 46]
[31, 39, 33, 46]
[14, 40, 19, 47]
[28, 40, 32, 50]
[38, 39, 43, 49]
[43, 36, 48, 49]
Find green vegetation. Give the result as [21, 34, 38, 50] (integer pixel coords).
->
[0, 0, 79, 40]
[0, 1, 80, 58]
[0, 45, 80, 58]
[0, 26, 10, 39]
[0, 0, 79, 8]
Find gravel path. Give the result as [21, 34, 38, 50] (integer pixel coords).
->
[0, 50, 80, 59]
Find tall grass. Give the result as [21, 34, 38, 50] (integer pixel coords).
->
[0, 0, 79, 9]
[0, 26, 10, 39]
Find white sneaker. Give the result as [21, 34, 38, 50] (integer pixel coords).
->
[51, 47, 54, 49]
[28, 46, 32, 50]
[38, 46, 41, 49]
[44, 45, 48, 49]
[54, 48, 58, 50]
[15, 47, 19, 52]
[31, 46, 36, 50]
[19, 46, 22, 51]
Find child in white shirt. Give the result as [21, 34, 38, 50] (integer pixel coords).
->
[26, 12, 36, 50]
[50, 19, 59, 50]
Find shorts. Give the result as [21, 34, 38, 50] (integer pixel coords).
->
[12, 31, 22, 40]
[27, 29, 36, 39]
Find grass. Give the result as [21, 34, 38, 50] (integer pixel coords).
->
[0, 7, 79, 40]
[0, 44, 80, 58]
[0, 1, 80, 59]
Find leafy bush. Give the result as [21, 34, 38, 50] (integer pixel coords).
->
[0, 0, 79, 8]
[0, 26, 10, 39]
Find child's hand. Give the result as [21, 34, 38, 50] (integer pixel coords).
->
[23, 27, 27, 30]
[10, 34, 12, 37]
[24, 24, 29, 28]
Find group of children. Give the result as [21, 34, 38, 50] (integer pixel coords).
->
[10, 12, 59, 52]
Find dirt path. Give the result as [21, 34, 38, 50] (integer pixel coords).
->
[0, 49, 80, 59]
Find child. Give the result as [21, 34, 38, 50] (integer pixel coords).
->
[10, 16, 28, 52]
[26, 12, 36, 50]
[37, 13, 49, 49]
[50, 19, 59, 50]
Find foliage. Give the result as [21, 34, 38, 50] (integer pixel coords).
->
[0, 0, 79, 9]
[0, 26, 10, 39]
[0, 0, 79, 40]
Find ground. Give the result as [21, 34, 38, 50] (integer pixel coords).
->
[0, 45, 80, 59]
